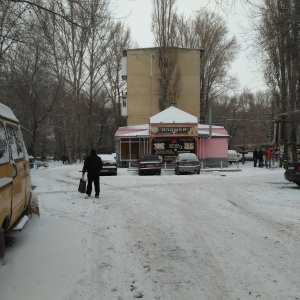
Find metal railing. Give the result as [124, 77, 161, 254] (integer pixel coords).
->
[127, 160, 237, 170]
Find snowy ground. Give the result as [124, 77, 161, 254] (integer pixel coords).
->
[0, 161, 299, 300]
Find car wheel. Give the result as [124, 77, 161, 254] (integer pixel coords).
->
[157, 171, 161, 175]
[197, 170, 200, 174]
[296, 182, 300, 187]
[0, 227, 5, 266]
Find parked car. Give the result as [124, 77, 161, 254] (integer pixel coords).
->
[138, 154, 161, 175]
[243, 151, 254, 161]
[175, 153, 200, 175]
[284, 161, 300, 187]
[228, 150, 241, 164]
[98, 154, 117, 175]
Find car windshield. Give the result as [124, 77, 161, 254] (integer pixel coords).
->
[179, 153, 197, 161]
[228, 150, 237, 155]
[99, 154, 115, 161]
[141, 155, 159, 161]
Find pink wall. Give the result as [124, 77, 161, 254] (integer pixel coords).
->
[116, 126, 229, 160]
[197, 138, 228, 158]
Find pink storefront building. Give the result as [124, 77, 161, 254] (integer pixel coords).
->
[115, 106, 230, 168]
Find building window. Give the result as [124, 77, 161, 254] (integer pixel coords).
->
[122, 95, 127, 107]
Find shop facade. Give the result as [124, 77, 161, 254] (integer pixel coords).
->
[115, 107, 230, 167]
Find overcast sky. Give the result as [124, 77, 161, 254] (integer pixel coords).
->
[115, 0, 266, 93]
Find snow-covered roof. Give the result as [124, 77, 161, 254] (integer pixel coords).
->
[150, 107, 198, 124]
[198, 124, 224, 129]
[198, 130, 229, 137]
[118, 124, 149, 130]
[115, 110, 229, 138]
[117, 129, 149, 138]
[0, 103, 19, 123]
[115, 124, 228, 138]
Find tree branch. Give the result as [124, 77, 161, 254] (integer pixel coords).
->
[9, 0, 85, 28]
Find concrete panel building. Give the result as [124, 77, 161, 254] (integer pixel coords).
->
[121, 47, 204, 125]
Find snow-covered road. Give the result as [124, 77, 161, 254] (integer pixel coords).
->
[0, 163, 299, 300]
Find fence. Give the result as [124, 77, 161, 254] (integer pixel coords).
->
[30, 160, 63, 169]
[126, 160, 238, 170]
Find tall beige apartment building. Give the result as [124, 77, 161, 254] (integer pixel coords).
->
[121, 47, 204, 126]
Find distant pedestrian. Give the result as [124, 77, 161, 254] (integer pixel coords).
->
[82, 149, 103, 198]
[62, 154, 69, 164]
[270, 149, 274, 167]
[253, 148, 258, 167]
[266, 149, 274, 169]
[258, 147, 264, 167]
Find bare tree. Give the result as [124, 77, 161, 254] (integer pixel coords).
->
[257, 0, 300, 160]
[213, 90, 274, 150]
[176, 10, 239, 123]
[4, 33, 59, 156]
[42, 0, 89, 162]
[104, 22, 132, 129]
[0, 1, 28, 61]
[151, 0, 181, 110]
[35, 0, 117, 161]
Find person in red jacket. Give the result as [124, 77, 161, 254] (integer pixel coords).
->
[266, 149, 274, 169]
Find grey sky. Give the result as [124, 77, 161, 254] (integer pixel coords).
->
[116, 0, 266, 93]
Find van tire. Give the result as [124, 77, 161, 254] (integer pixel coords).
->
[0, 227, 5, 266]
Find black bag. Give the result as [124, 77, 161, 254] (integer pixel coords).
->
[78, 178, 86, 193]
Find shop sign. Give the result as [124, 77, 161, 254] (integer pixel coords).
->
[152, 137, 196, 162]
[150, 125, 198, 136]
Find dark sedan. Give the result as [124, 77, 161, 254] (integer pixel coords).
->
[284, 161, 300, 187]
[138, 154, 161, 175]
[98, 154, 117, 175]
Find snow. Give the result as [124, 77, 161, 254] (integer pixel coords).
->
[0, 103, 19, 122]
[150, 106, 198, 124]
[117, 129, 149, 137]
[0, 162, 299, 300]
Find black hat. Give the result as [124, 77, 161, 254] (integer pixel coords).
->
[90, 149, 96, 154]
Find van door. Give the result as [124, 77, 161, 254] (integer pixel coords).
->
[5, 124, 27, 227]
[0, 121, 13, 227]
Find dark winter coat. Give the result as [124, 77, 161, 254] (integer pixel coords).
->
[257, 149, 264, 161]
[82, 153, 103, 175]
[253, 149, 258, 159]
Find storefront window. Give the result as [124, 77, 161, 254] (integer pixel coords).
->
[152, 137, 196, 162]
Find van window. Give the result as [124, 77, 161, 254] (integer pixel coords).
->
[0, 122, 9, 164]
[6, 125, 24, 160]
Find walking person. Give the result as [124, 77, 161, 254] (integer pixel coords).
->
[253, 148, 258, 167]
[270, 149, 274, 167]
[82, 149, 103, 198]
[266, 148, 274, 169]
[258, 147, 264, 167]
